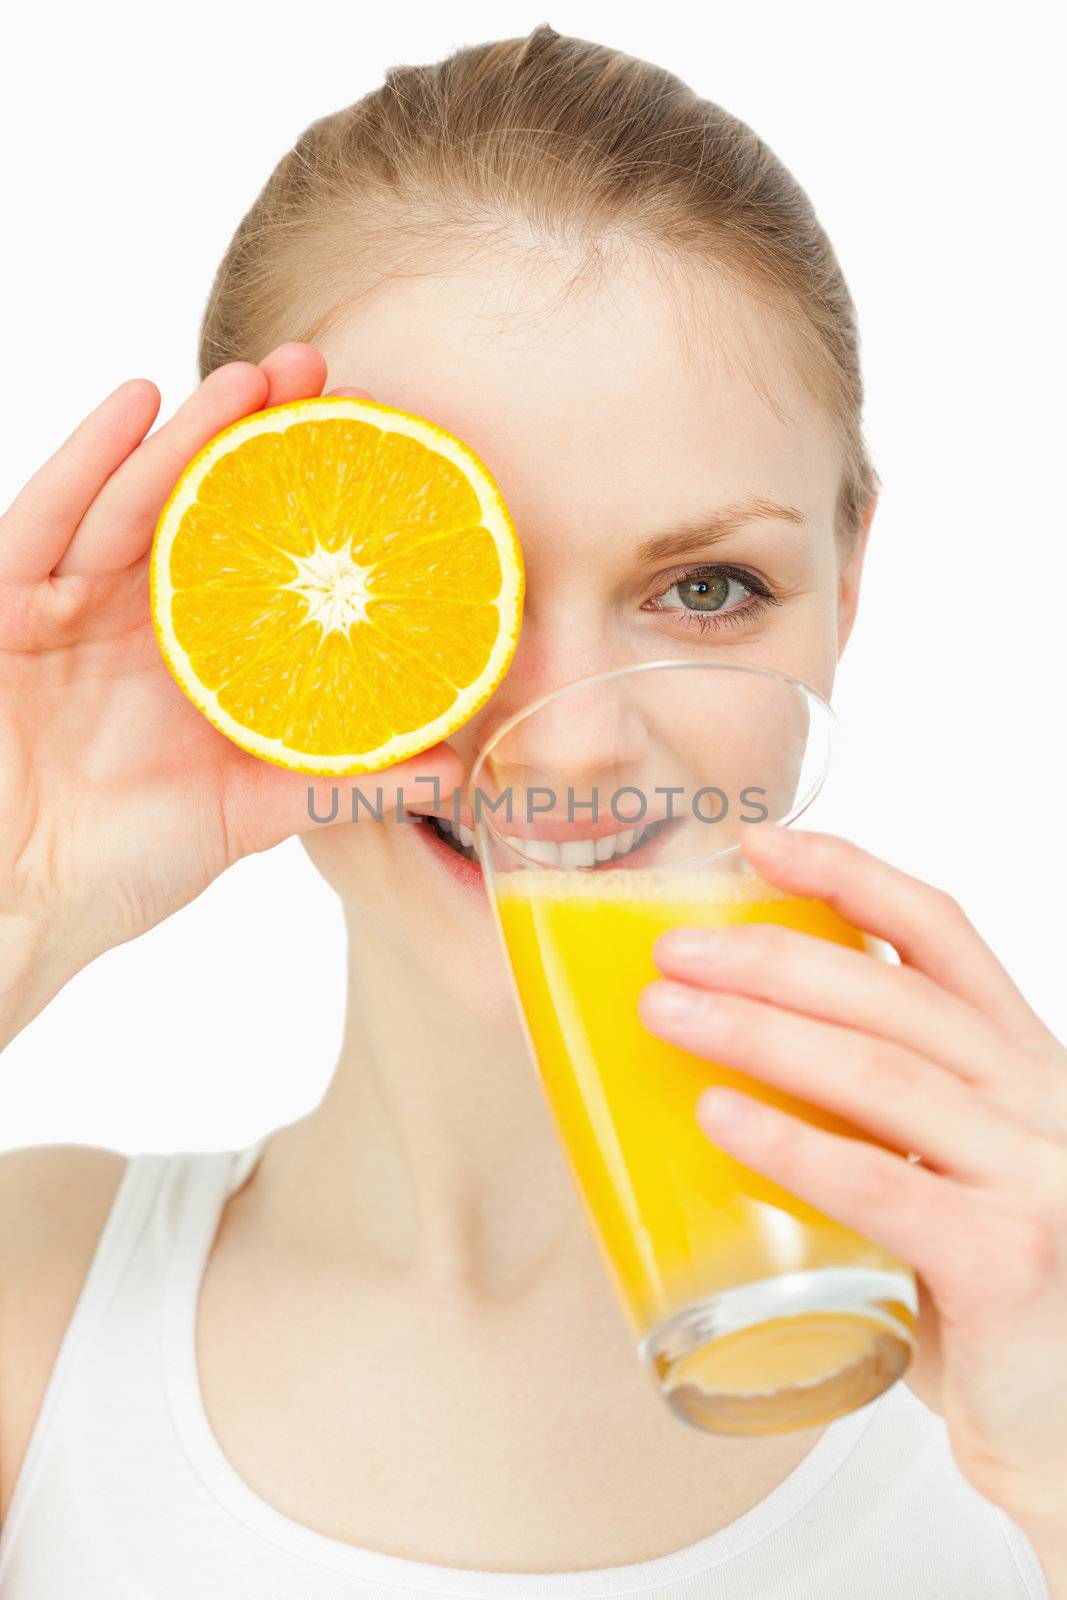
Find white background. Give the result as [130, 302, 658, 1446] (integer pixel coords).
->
[1, 2, 1063, 1154]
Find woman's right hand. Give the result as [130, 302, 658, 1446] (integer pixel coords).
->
[0, 342, 462, 1026]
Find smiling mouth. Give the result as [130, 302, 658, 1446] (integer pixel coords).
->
[424, 814, 672, 867]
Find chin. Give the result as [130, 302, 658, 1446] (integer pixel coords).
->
[445, 958, 522, 1026]
[300, 814, 524, 1025]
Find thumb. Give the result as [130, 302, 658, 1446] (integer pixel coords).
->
[219, 741, 466, 861]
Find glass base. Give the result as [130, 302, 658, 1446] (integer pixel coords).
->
[639, 1268, 917, 1435]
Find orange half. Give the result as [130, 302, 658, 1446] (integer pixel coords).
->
[149, 395, 524, 774]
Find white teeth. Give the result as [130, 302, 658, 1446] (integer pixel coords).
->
[523, 838, 560, 866]
[559, 838, 596, 868]
[429, 815, 478, 861]
[431, 815, 659, 867]
[498, 822, 655, 866]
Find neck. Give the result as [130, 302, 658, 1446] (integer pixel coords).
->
[252, 902, 594, 1300]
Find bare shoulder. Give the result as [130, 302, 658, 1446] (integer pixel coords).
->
[0, 1144, 128, 1523]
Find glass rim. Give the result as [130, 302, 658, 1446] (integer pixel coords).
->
[468, 657, 838, 869]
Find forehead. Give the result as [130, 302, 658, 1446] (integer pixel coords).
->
[313, 245, 842, 532]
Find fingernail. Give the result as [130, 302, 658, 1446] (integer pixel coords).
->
[697, 1088, 749, 1133]
[656, 927, 729, 962]
[744, 824, 796, 853]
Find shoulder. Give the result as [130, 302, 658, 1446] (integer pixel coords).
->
[0, 1143, 129, 1524]
[0, 1143, 129, 1287]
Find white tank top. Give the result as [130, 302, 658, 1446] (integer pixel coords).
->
[0, 1142, 1051, 1598]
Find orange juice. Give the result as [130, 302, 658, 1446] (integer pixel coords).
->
[494, 864, 916, 1430]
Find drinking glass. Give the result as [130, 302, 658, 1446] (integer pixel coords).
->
[469, 659, 916, 1435]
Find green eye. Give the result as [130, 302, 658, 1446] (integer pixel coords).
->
[642, 563, 781, 632]
[678, 574, 730, 611]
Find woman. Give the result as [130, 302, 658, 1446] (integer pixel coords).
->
[0, 23, 1062, 1597]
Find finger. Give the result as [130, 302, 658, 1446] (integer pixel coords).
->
[323, 385, 376, 399]
[902, 1277, 945, 1417]
[216, 740, 466, 861]
[0, 379, 161, 584]
[639, 980, 1034, 1183]
[693, 1086, 981, 1293]
[52, 361, 269, 579]
[740, 825, 1047, 1042]
[256, 340, 328, 405]
[651, 920, 1009, 1091]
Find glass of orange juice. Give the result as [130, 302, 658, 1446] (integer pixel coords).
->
[470, 659, 916, 1435]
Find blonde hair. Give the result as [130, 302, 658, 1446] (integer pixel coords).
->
[199, 23, 879, 544]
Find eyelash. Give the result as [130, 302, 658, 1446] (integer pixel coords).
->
[642, 564, 783, 633]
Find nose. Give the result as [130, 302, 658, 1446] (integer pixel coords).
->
[491, 680, 648, 793]
[462, 622, 654, 826]
[465, 604, 633, 742]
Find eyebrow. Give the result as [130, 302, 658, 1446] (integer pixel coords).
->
[633, 496, 806, 565]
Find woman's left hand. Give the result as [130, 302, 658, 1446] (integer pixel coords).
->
[638, 825, 1067, 1566]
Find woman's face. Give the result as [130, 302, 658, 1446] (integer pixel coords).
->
[300, 249, 870, 1019]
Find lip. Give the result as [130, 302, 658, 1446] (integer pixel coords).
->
[413, 809, 488, 897]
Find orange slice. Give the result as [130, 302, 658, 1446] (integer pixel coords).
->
[149, 396, 524, 774]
